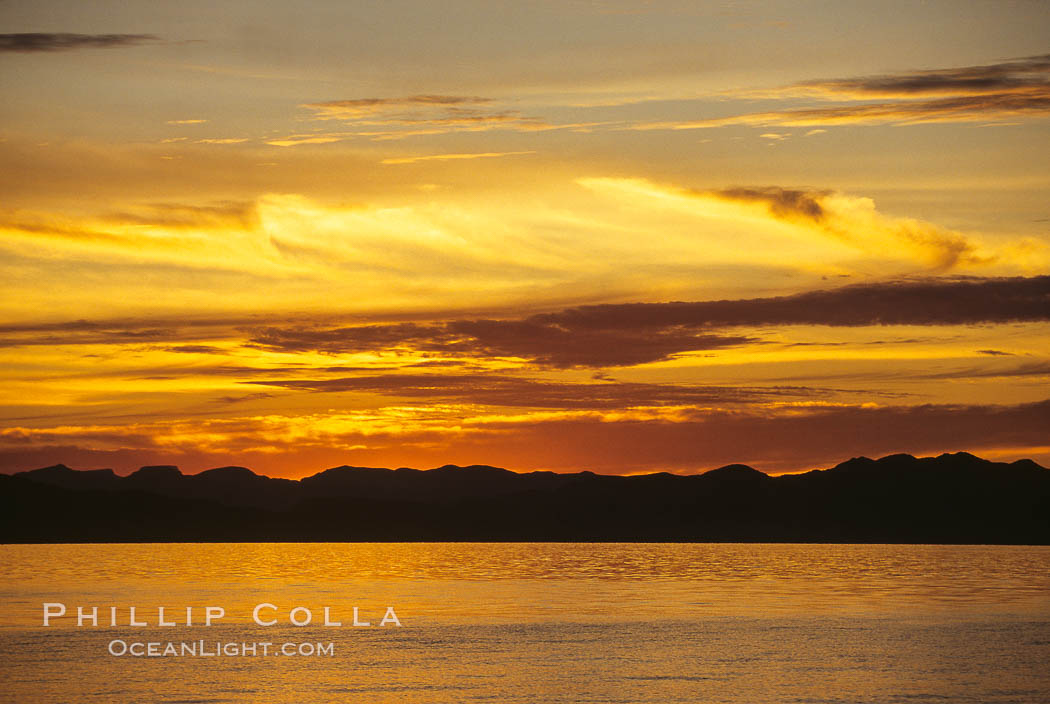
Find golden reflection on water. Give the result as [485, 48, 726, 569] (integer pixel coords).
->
[2, 543, 1048, 628]
[2, 544, 1049, 704]
[5, 542, 1050, 582]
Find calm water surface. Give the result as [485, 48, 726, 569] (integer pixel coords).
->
[1, 543, 1048, 703]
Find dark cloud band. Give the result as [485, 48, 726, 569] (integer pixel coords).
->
[637, 54, 1050, 128]
[798, 53, 1050, 97]
[250, 276, 1050, 367]
[2, 277, 1045, 368]
[0, 33, 160, 53]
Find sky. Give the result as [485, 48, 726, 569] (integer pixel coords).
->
[1, 0, 1048, 477]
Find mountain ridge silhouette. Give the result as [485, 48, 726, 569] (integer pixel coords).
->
[2, 452, 1048, 543]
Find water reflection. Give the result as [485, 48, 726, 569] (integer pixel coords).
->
[1, 544, 1048, 703]
[2, 543, 1048, 626]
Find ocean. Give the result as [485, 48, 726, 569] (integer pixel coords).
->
[1, 543, 1048, 703]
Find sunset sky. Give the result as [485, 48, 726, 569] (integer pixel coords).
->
[1, 0, 1048, 477]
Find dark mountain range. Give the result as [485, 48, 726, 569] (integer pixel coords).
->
[2, 452, 1048, 543]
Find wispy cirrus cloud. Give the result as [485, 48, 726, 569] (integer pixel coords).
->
[921, 360, 1050, 381]
[0, 33, 160, 53]
[381, 150, 536, 165]
[273, 94, 611, 146]
[264, 134, 352, 147]
[194, 137, 250, 145]
[98, 201, 258, 229]
[293, 94, 543, 141]
[267, 121, 613, 146]
[303, 95, 495, 120]
[0, 200, 261, 259]
[267, 56, 1050, 146]
[3, 182, 1045, 332]
[633, 53, 1050, 129]
[0, 316, 242, 349]
[650, 94, 1050, 129]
